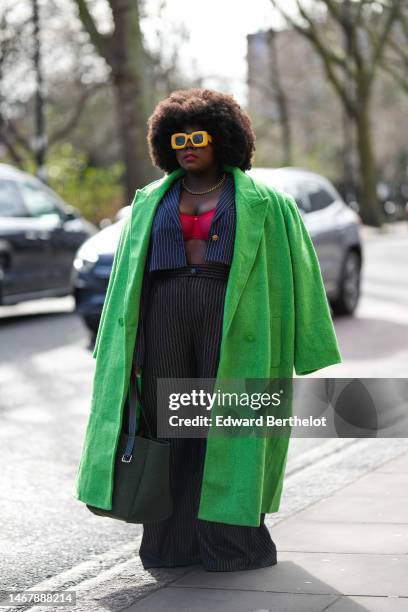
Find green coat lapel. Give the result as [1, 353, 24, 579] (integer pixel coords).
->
[220, 167, 269, 338]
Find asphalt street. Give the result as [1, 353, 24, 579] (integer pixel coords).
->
[0, 224, 407, 596]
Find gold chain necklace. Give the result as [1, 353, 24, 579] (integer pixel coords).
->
[182, 172, 226, 195]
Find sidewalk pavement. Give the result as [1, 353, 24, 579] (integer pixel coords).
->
[360, 220, 407, 240]
[124, 449, 408, 612]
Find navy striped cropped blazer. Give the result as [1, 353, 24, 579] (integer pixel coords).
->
[133, 171, 236, 367]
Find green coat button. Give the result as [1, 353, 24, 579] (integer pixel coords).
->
[244, 333, 255, 342]
[118, 317, 124, 326]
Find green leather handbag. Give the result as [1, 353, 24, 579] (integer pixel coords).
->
[86, 358, 173, 523]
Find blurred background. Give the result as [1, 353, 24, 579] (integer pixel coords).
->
[1, 0, 407, 223]
[0, 0, 407, 595]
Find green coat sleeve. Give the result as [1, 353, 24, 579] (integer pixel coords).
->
[92, 204, 133, 359]
[282, 194, 343, 376]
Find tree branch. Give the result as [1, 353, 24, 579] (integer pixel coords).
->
[72, 0, 113, 66]
[378, 58, 408, 92]
[0, 121, 26, 166]
[366, 0, 400, 85]
[295, 0, 348, 70]
[0, 112, 33, 165]
[324, 0, 344, 24]
[1, 115, 33, 153]
[270, 0, 355, 115]
[48, 81, 108, 145]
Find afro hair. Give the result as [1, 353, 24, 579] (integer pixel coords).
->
[146, 88, 256, 173]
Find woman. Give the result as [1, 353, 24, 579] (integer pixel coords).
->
[131, 89, 278, 572]
[75, 88, 342, 573]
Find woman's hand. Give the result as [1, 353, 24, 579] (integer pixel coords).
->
[135, 366, 141, 378]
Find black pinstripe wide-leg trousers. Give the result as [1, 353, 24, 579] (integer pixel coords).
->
[137, 264, 277, 572]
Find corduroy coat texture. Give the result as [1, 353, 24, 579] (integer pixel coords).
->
[74, 164, 343, 527]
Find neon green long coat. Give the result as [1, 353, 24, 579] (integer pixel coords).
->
[74, 164, 342, 527]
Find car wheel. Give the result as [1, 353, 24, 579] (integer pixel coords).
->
[331, 250, 361, 316]
[83, 314, 100, 334]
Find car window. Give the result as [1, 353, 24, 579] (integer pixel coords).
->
[291, 191, 310, 213]
[18, 182, 64, 219]
[0, 180, 27, 217]
[301, 181, 335, 212]
[250, 172, 311, 213]
[280, 182, 311, 213]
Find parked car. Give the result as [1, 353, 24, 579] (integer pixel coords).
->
[248, 167, 363, 316]
[0, 163, 98, 306]
[74, 166, 363, 335]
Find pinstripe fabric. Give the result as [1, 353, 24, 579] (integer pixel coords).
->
[148, 171, 236, 271]
[135, 267, 277, 571]
[133, 171, 236, 369]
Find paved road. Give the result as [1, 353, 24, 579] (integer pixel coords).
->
[0, 225, 406, 593]
[325, 224, 408, 378]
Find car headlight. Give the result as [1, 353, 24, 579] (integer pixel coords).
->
[73, 257, 99, 274]
[74, 244, 99, 272]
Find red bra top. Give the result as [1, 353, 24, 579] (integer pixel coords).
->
[179, 207, 216, 240]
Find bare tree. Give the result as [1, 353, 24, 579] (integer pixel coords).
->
[73, 0, 154, 200]
[270, 0, 401, 226]
[0, 2, 107, 173]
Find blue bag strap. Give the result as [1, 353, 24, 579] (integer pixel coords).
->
[121, 352, 153, 462]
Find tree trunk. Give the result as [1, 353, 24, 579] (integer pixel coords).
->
[113, 74, 152, 201]
[354, 97, 383, 227]
[278, 91, 292, 167]
[269, 29, 292, 166]
[110, 0, 154, 201]
[32, 0, 48, 182]
[74, 0, 156, 202]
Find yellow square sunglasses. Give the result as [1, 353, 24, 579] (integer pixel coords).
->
[171, 130, 213, 149]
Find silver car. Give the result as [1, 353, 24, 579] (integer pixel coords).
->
[248, 167, 363, 315]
